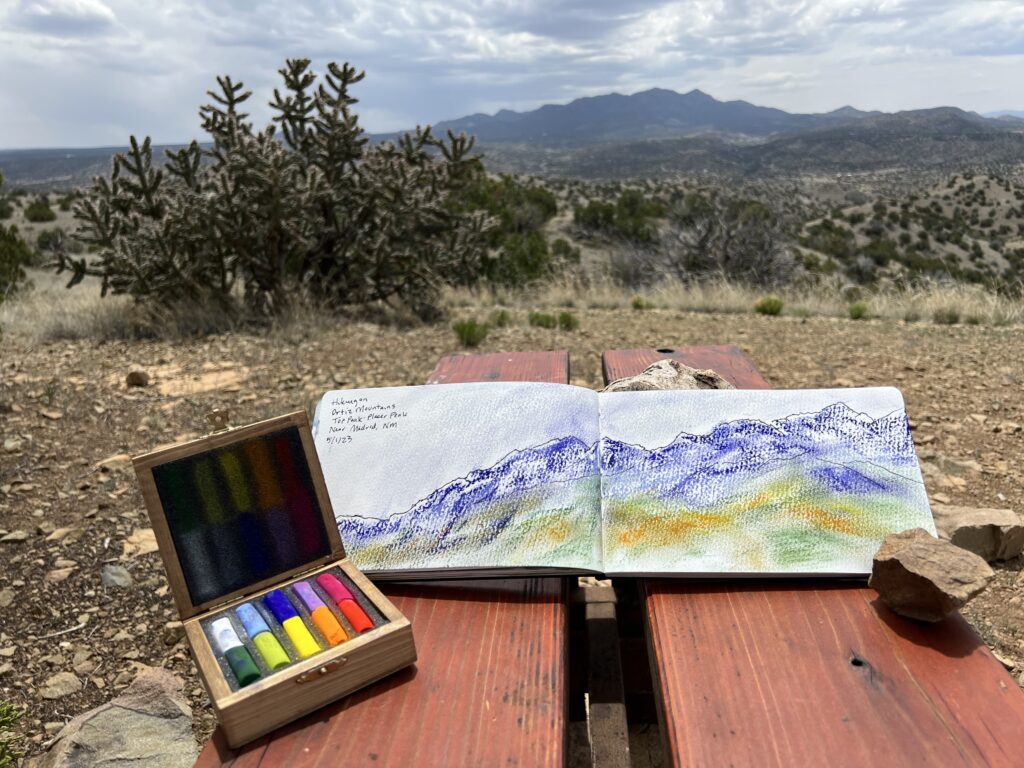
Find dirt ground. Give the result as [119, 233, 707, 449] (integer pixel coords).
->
[2, 309, 1023, 756]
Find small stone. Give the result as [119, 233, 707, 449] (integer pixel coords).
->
[72, 651, 95, 676]
[125, 370, 150, 387]
[932, 504, 1024, 562]
[39, 671, 83, 700]
[969, 413, 987, 424]
[46, 568, 76, 584]
[0, 662, 13, 677]
[45, 527, 76, 542]
[0, 647, 15, 657]
[0, 530, 29, 543]
[992, 650, 1016, 671]
[3, 437, 23, 452]
[97, 453, 132, 473]
[100, 564, 133, 589]
[870, 528, 993, 622]
[40, 408, 64, 420]
[931, 492, 952, 504]
[0, 588, 14, 608]
[163, 621, 185, 646]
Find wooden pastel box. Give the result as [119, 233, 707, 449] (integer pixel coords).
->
[133, 411, 416, 748]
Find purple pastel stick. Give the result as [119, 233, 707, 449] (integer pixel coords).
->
[293, 581, 326, 612]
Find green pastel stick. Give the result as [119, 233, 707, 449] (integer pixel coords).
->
[217, 450, 253, 512]
[193, 458, 225, 522]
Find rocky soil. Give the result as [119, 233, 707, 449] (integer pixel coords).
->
[2, 309, 1023, 756]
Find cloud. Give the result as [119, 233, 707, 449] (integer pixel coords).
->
[0, 0, 1021, 147]
[10, 0, 115, 36]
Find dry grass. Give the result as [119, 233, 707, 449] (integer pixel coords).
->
[442, 275, 1024, 327]
[5, 267, 1024, 345]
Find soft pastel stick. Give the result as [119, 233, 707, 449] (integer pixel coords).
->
[263, 590, 320, 658]
[316, 573, 375, 633]
[295, 582, 349, 646]
[210, 618, 261, 687]
[236, 603, 290, 670]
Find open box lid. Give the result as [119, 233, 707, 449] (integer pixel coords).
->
[133, 411, 346, 620]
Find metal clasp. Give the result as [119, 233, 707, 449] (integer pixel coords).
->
[295, 658, 346, 684]
[205, 409, 232, 433]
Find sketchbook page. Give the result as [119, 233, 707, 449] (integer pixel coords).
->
[597, 387, 934, 576]
[313, 382, 602, 575]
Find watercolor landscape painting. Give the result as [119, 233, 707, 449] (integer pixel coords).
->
[314, 384, 933, 577]
[599, 388, 935, 574]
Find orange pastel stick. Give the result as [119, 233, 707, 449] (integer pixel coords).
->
[310, 605, 349, 646]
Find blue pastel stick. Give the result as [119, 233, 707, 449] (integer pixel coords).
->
[236, 603, 271, 637]
[263, 590, 298, 623]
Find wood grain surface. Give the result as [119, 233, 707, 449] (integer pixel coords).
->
[602, 345, 1024, 767]
[197, 350, 570, 767]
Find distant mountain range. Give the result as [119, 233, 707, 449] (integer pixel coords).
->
[3, 88, 1024, 186]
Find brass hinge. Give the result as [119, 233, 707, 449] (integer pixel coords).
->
[205, 409, 232, 433]
[295, 658, 347, 684]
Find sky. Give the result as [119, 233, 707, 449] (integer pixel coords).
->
[313, 382, 599, 522]
[1, 0, 1023, 148]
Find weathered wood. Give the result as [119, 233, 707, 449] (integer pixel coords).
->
[602, 346, 1024, 768]
[197, 351, 570, 767]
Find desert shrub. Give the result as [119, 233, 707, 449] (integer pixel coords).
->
[528, 311, 557, 328]
[557, 310, 579, 331]
[0, 700, 22, 767]
[58, 60, 494, 321]
[453, 318, 488, 347]
[574, 189, 665, 243]
[754, 295, 784, 316]
[848, 301, 869, 320]
[0, 224, 31, 303]
[24, 198, 56, 223]
[489, 309, 512, 327]
[0, 198, 11, 220]
[451, 175, 568, 285]
[631, 295, 654, 310]
[663, 194, 795, 287]
[903, 309, 921, 323]
[932, 307, 960, 325]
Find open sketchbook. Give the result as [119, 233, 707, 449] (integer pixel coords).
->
[312, 383, 935, 579]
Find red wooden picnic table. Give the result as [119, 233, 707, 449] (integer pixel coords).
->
[603, 345, 1024, 768]
[196, 351, 570, 767]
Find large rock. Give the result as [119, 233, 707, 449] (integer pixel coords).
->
[931, 504, 1024, 562]
[869, 528, 994, 622]
[28, 667, 198, 768]
[602, 359, 736, 392]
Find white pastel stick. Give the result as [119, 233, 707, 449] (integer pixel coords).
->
[210, 617, 243, 654]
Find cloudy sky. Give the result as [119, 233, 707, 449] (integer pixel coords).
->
[1, 0, 1022, 148]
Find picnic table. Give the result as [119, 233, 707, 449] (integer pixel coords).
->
[197, 351, 571, 767]
[603, 345, 1024, 767]
[196, 345, 1024, 768]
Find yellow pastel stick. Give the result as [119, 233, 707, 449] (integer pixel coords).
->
[253, 632, 291, 670]
[282, 616, 320, 658]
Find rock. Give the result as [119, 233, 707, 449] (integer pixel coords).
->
[99, 564, 133, 588]
[931, 504, 1024, 562]
[39, 671, 83, 700]
[45, 527, 76, 542]
[125, 370, 150, 387]
[602, 358, 736, 393]
[46, 568, 76, 584]
[39, 408, 64, 420]
[0, 529, 29, 543]
[26, 667, 198, 768]
[870, 528, 993, 622]
[162, 621, 185, 646]
[0, 662, 13, 677]
[97, 453, 132, 473]
[122, 528, 159, 558]
[3, 437, 23, 452]
[0, 588, 13, 608]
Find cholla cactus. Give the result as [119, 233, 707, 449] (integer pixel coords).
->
[59, 60, 493, 319]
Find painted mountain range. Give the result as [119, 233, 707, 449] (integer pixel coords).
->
[601, 402, 933, 574]
[338, 436, 602, 572]
[337, 402, 932, 575]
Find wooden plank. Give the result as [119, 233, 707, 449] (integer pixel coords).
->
[197, 351, 569, 767]
[602, 346, 1024, 768]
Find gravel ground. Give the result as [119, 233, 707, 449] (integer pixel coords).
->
[2, 309, 1022, 756]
